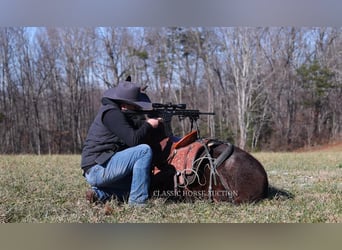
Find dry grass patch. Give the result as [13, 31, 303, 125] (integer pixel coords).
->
[0, 150, 341, 223]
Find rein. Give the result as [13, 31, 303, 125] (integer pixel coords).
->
[172, 139, 235, 202]
[201, 140, 235, 201]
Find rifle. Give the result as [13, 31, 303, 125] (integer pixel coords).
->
[131, 103, 215, 137]
[148, 102, 214, 121]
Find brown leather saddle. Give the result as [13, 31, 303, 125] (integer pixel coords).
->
[153, 130, 206, 186]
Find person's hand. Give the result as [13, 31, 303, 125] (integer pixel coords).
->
[147, 118, 163, 128]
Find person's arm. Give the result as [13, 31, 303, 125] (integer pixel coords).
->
[102, 109, 156, 146]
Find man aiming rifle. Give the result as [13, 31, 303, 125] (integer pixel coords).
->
[81, 80, 214, 206]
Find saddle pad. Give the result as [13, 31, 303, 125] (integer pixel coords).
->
[172, 130, 198, 150]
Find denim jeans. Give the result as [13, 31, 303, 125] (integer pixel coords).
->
[85, 144, 152, 205]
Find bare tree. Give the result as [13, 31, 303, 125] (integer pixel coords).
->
[0, 27, 341, 154]
[219, 27, 265, 149]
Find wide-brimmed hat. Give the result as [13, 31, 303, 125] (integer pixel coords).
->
[103, 81, 152, 110]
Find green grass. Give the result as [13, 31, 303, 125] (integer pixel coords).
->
[0, 151, 341, 223]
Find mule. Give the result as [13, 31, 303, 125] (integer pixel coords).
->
[149, 130, 269, 204]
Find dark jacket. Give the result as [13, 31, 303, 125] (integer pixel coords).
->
[81, 98, 152, 172]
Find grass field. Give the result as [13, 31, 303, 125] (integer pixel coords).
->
[1, 144, 341, 223]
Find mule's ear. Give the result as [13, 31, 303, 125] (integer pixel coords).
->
[126, 75, 131, 82]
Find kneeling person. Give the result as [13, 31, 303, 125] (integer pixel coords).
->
[81, 81, 161, 206]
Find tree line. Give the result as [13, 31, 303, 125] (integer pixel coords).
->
[0, 27, 341, 154]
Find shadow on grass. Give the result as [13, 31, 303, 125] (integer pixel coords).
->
[267, 185, 295, 200]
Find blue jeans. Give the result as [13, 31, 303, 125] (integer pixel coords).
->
[85, 144, 152, 205]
